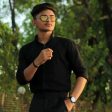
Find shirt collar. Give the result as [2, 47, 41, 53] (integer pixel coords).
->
[34, 33, 54, 45]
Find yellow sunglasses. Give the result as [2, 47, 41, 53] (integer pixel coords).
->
[37, 15, 56, 22]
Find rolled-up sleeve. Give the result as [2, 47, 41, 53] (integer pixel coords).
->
[67, 40, 88, 80]
[16, 47, 30, 85]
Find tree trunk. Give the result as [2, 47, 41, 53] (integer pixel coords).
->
[9, 0, 16, 32]
[9, 0, 18, 53]
[99, 0, 112, 54]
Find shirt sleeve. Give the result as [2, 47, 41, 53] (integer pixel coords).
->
[16, 47, 30, 85]
[67, 40, 88, 80]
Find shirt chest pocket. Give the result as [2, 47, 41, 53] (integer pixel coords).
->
[25, 50, 40, 64]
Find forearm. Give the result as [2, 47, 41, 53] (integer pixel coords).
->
[24, 62, 38, 81]
[71, 76, 87, 100]
[24, 57, 41, 81]
[24, 48, 53, 82]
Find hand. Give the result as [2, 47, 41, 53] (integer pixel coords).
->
[64, 99, 75, 112]
[35, 48, 53, 65]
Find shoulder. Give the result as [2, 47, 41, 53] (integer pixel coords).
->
[54, 36, 74, 44]
[54, 36, 76, 47]
[19, 40, 35, 53]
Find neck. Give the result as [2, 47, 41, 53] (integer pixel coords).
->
[37, 31, 53, 44]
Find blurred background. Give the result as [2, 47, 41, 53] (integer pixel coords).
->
[0, 0, 112, 112]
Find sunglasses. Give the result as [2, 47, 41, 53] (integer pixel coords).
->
[36, 15, 56, 22]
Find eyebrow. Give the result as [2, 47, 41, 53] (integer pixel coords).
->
[40, 15, 55, 16]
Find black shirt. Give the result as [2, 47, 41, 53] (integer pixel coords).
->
[16, 35, 88, 93]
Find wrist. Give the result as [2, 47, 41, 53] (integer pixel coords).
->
[64, 99, 75, 111]
[69, 96, 76, 104]
[33, 60, 40, 68]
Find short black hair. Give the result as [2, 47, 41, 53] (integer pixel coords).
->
[31, 3, 56, 18]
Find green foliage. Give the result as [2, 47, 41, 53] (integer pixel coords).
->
[15, 0, 41, 12]
[0, 21, 17, 93]
[16, 0, 112, 111]
[0, 0, 112, 111]
[19, 14, 35, 45]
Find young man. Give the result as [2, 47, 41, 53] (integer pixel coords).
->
[16, 3, 88, 112]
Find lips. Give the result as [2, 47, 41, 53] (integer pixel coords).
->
[45, 23, 52, 27]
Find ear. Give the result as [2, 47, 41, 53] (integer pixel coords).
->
[32, 19, 36, 26]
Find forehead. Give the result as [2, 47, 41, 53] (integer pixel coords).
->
[38, 9, 55, 16]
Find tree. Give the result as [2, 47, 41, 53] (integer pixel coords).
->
[0, 21, 17, 93]
[0, 0, 112, 111]
[98, 0, 112, 54]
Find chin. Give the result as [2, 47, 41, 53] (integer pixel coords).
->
[40, 28, 54, 32]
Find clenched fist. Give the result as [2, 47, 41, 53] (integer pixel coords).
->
[34, 48, 53, 66]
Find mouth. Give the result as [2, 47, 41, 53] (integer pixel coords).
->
[44, 23, 52, 27]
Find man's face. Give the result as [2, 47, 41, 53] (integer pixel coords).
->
[33, 9, 56, 32]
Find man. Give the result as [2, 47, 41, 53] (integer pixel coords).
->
[16, 3, 88, 112]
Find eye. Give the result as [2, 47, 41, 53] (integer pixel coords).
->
[50, 16, 55, 21]
[40, 15, 48, 21]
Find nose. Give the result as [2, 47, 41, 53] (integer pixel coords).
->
[46, 17, 51, 22]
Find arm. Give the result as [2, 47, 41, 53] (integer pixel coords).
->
[23, 60, 40, 81]
[23, 48, 53, 81]
[71, 77, 87, 100]
[65, 40, 88, 111]
[16, 47, 53, 84]
[65, 77, 87, 111]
